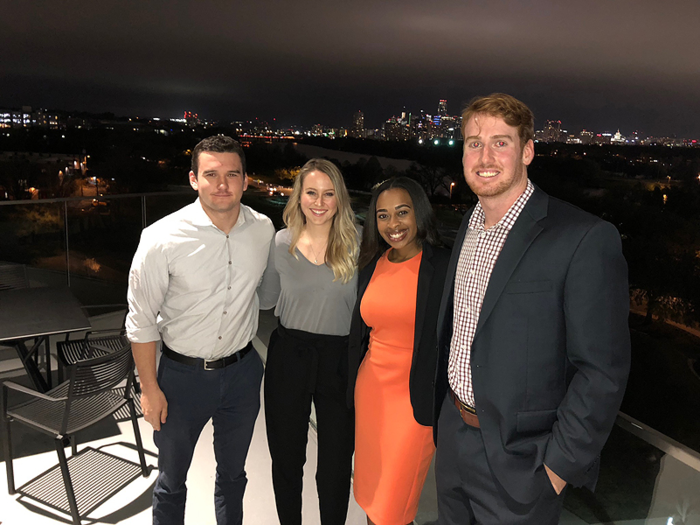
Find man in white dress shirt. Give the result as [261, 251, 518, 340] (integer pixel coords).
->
[126, 135, 275, 525]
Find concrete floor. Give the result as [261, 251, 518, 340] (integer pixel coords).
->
[2, 309, 692, 524]
[0, 332, 368, 525]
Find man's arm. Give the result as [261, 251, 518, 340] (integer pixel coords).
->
[126, 227, 171, 431]
[132, 341, 168, 431]
[544, 220, 631, 488]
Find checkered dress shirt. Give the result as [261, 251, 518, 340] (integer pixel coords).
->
[448, 179, 535, 407]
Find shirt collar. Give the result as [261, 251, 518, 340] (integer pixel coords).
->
[468, 179, 535, 232]
[188, 198, 248, 231]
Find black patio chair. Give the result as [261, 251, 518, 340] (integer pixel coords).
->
[1, 340, 150, 525]
[57, 328, 128, 380]
[57, 303, 139, 386]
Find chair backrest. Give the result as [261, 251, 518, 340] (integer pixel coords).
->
[0, 262, 29, 291]
[66, 340, 134, 399]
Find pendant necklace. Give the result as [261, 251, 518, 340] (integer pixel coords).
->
[308, 241, 326, 265]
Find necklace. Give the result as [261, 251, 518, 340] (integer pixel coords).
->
[307, 240, 327, 264]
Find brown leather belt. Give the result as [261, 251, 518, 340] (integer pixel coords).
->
[449, 388, 480, 428]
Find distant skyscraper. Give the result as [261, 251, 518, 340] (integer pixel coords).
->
[543, 120, 563, 142]
[438, 99, 448, 117]
[351, 110, 365, 138]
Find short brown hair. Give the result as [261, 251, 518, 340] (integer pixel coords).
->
[191, 135, 246, 176]
[461, 93, 535, 146]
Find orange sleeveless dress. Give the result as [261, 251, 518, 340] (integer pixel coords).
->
[353, 250, 435, 525]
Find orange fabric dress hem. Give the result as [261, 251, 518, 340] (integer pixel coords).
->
[354, 251, 435, 524]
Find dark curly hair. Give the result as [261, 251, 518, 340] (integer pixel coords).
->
[359, 177, 440, 269]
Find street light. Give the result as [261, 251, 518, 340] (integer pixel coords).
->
[450, 182, 456, 199]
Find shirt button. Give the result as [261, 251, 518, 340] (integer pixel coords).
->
[223, 311, 227, 315]
[227, 286, 231, 290]
[218, 336, 222, 340]
[228, 261, 232, 265]
[226, 235, 229, 239]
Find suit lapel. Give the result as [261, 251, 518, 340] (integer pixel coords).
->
[475, 187, 549, 336]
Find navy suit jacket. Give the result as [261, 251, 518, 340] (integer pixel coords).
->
[435, 184, 631, 503]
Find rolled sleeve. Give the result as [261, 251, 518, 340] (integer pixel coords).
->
[126, 229, 170, 344]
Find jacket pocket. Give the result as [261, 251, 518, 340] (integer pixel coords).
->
[516, 409, 558, 434]
[504, 280, 553, 294]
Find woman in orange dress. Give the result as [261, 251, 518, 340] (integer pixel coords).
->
[348, 177, 450, 525]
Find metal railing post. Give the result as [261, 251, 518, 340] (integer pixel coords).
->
[63, 201, 71, 287]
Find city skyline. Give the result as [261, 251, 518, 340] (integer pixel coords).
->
[3, 100, 697, 147]
[2, 2, 699, 137]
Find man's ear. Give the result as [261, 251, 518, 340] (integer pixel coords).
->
[189, 171, 198, 190]
[522, 139, 535, 166]
[243, 174, 248, 191]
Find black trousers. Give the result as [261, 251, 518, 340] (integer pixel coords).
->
[264, 324, 355, 525]
[435, 396, 566, 525]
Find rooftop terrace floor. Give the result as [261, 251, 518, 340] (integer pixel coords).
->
[1, 309, 696, 524]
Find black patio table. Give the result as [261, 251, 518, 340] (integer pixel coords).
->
[0, 287, 92, 392]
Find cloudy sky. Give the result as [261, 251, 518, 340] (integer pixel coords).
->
[2, 1, 699, 136]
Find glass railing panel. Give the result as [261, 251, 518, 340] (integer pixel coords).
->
[622, 316, 700, 454]
[142, 192, 196, 227]
[563, 415, 700, 524]
[0, 200, 66, 275]
[62, 195, 144, 307]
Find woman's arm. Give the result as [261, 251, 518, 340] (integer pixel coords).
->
[258, 231, 281, 310]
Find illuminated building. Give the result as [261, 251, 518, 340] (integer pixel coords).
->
[351, 110, 364, 138]
[543, 120, 563, 142]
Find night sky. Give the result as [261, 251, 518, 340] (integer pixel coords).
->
[2, 1, 699, 137]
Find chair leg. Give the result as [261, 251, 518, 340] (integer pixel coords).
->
[70, 435, 77, 456]
[128, 398, 149, 477]
[2, 414, 15, 494]
[55, 438, 81, 525]
[43, 337, 52, 390]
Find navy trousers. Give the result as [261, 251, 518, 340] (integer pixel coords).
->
[435, 396, 566, 525]
[152, 346, 264, 525]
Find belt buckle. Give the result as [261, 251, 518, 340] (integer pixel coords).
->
[460, 402, 476, 415]
[203, 359, 216, 371]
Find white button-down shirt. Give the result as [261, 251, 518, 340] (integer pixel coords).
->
[126, 199, 274, 360]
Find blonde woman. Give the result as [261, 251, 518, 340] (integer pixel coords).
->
[259, 158, 359, 525]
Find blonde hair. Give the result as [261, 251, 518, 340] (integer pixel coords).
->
[283, 158, 359, 283]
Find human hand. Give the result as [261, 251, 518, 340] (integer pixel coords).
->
[544, 464, 567, 495]
[141, 386, 168, 431]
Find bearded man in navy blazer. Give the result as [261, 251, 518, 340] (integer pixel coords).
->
[434, 93, 631, 524]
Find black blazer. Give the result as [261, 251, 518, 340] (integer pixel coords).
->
[435, 184, 631, 504]
[347, 242, 450, 427]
